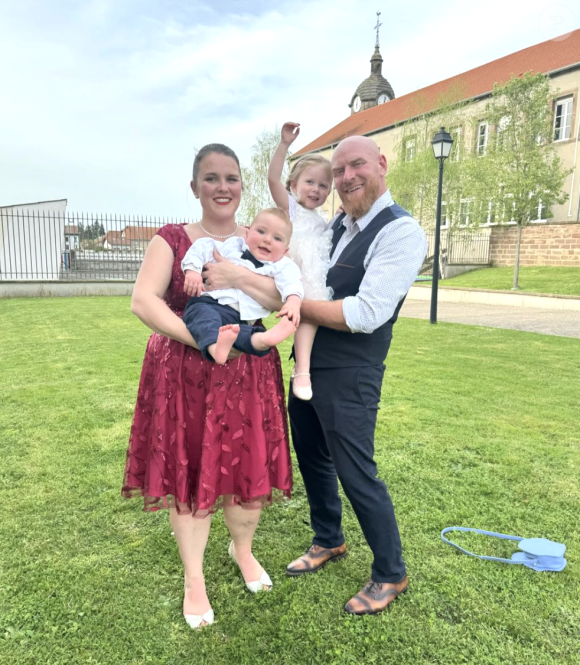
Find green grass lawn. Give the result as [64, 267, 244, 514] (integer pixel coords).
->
[1, 297, 579, 665]
[441, 266, 580, 296]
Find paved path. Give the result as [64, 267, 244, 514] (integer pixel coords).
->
[400, 299, 580, 338]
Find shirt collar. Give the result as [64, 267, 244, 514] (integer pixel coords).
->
[340, 189, 394, 232]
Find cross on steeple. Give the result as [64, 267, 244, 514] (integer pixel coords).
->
[374, 11, 382, 48]
[349, 10, 395, 115]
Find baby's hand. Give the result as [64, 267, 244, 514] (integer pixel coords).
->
[278, 296, 301, 327]
[281, 122, 300, 147]
[281, 306, 300, 327]
[184, 270, 203, 297]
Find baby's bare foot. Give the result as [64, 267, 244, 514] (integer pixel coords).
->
[212, 324, 240, 364]
[252, 317, 296, 351]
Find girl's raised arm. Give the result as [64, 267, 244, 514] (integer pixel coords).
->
[268, 122, 300, 212]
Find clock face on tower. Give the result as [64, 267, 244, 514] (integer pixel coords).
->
[353, 95, 361, 112]
[378, 93, 389, 104]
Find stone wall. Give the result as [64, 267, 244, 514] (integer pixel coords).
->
[489, 223, 580, 267]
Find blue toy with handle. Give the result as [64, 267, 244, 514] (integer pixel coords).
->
[441, 527, 567, 572]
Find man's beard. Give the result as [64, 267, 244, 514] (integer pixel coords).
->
[339, 178, 381, 220]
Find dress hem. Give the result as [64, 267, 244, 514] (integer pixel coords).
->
[121, 486, 292, 518]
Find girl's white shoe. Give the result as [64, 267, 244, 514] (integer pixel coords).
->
[291, 371, 313, 401]
[228, 541, 273, 593]
[184, 610, 214, 630]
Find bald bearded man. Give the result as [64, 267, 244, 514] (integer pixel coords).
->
[287, 136, 427, 615]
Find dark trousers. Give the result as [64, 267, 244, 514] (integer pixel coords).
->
[183, 296, 269, 362]
[288, 364, 406, 583]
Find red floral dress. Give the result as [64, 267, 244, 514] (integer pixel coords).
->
[122, 224, 292, 516]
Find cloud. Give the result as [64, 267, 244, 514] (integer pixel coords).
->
[0, 0, 573, 215]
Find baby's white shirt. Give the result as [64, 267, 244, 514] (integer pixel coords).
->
[181, 236, 304, 321]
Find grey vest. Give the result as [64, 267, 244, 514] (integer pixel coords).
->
[310, 203, 410, 369]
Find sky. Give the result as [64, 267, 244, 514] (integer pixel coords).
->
[0, 0, 577, 218]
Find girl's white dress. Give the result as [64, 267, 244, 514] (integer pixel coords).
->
[287, 194, 334, 300]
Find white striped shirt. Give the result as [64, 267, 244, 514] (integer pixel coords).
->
[331, 190, 427, 334]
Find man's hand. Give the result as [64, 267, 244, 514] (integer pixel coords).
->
[202, 249, 242, 291]
[276, 294, 301, 327]
[183, 270, 203, 297]
[281, 122, 300, 147]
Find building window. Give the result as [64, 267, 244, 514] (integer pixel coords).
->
[459, 199, 472, 226]
[404, 137, 416, 162]
[477, 121, 489, 155]
[503, 194, 516, 224]
[450, 127, 462, 161]
[477, 200, 496, 226]
[527, 194, 547, 223]
[440, 202, 451, 229]
[496, 115, 510, 150]
[530, 199, 546, 223]
[553, 96, 572, 141]
[486, 201, 496, 225]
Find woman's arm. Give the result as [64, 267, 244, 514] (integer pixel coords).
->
[268, 122, 300, 211]
[131, 236, 199, 347]
[202, 250, 284, 312]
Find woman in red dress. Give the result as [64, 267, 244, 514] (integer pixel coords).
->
[122, 144, 293, 629]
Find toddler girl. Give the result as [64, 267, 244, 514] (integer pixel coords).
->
[268, 122, 334, 400]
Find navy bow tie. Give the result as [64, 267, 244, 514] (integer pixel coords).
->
[240, 249, 264, 269]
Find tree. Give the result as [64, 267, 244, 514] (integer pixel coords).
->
[77, 220, 105, 242]
[387, 91, 487, 276]
[237, 127, 292, 226]
[387, 91, 484, 232]
[467, 72, 571, 289]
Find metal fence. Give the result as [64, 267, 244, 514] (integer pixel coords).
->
[418, 229, 492, 279]
[0, 210, 192, 281]
[1, 209, 492, 282]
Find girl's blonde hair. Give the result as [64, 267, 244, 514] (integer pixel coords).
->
[286, 154, 332, 192]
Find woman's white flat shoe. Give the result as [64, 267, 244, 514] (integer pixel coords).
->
[291, 371, 313, 401]
[228, 541, 272, 593]
[184, 609, 214, 630]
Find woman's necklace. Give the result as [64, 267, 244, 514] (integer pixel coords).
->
[198, 221, 238, 240]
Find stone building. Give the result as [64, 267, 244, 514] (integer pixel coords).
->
[294, 28, 580, 267]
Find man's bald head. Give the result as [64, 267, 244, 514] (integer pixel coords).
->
[331, 135, 387, 219]
[332, 135, 381, 162]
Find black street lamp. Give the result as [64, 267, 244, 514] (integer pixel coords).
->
[430, 127, 454, 324]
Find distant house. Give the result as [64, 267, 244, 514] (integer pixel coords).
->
[122, 226, 160, 251]
[64, 225, 80, 250]
[102, 230, 132, 251]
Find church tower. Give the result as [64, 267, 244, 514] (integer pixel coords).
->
[349, 12, 395, 115]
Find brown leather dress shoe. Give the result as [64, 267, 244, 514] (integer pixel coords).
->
[344, 575, 408, 615]
[286, 543, 348, 576]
